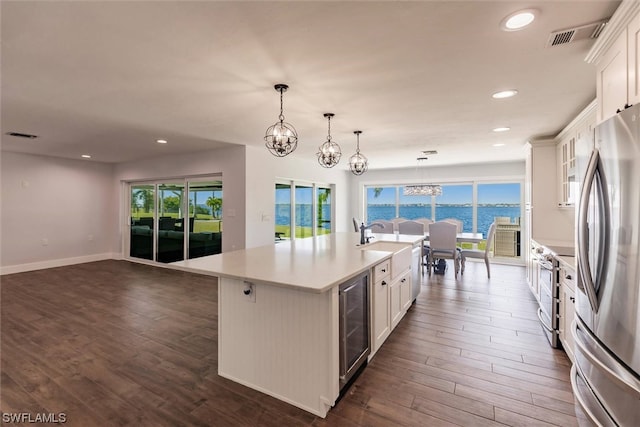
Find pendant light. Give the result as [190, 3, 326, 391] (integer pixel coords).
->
[349, 130, 368, 175]
[403, 157, 442, 196]
[264, 84, 298, 157]
[316, 113, 342, 168]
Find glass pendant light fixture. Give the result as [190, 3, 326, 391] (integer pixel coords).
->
[349, 130, 368, 175]
[265, 84, 298, 157]
[316, 113, 342, 168]
[403, 157, 442, 196]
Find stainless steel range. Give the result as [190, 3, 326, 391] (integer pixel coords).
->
[536, 250, 560, 348]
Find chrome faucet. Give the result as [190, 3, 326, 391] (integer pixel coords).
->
[360, 222, 383, 245]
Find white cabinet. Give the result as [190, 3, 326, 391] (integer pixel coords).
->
[557, 135, 576, 207]
[555, 102, 596, 208]
[590, 2, 640, 122]
[596, 29, 628, 123]
[372, 259, 391, 355]
[558, 261, 577, 364]
[390, 269, 411, 330]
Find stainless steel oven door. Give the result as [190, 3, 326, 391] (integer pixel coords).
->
[537, 259, 559, 348]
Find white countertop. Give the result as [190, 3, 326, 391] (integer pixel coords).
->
[171, 232, 424, 293]
[557, 255, 575, 269]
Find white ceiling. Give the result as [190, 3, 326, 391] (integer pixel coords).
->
[1, 1, 620, 169]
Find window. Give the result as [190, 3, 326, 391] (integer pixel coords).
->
[434, 184, 473, 232]
[399, 189, 432, 220]
[275, 181, 334, 241]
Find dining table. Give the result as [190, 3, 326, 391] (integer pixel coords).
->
[424, 232, 485, 243]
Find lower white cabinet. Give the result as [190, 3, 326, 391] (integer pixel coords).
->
[391, 269, 412, 330]
[372, 262, 391, 355]
[371, 258, 412, 357]
[558, 261, 576, 364]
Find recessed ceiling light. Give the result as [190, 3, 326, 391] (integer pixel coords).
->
[156, 139, 168, 144]
[493, 127, 511, 132]
[501, 9, 537, 31]
[492, 89, 518, 99]
[81, 154, 91, 159]
[493, 143, 506, 147]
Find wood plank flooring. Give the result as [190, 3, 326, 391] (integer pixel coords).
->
[0, 259, 579, 426]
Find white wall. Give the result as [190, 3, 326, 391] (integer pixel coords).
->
[1, 152, 116, 273]
[113, 145, 247, 254]
[348, 160, 526, 222]
[245, 146, 351, 248]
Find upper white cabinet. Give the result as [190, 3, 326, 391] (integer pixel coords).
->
[555, 101, 596, 207]
[587, 1, 640, 122]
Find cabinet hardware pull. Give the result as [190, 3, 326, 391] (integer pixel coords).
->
[401, 278, 406, 282]
[243, 289, 252, 295]
[381, 268, 386, 272]
[570, 296, 575, 303]
[566, 275, 572, 280]
[381, 281, 387, 286]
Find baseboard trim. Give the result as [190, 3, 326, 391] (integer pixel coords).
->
[1, 252, 117, 275]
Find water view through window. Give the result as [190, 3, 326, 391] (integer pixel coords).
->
[367, 182, 521, 238]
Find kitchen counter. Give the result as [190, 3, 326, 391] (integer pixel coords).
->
[171, 232, 424, 418]
[557, 255, 575, 269]
[532, 238, 575, 257]
[172, 232, 424, 293]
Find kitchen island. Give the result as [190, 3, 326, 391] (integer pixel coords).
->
[172, 232, 423, 417]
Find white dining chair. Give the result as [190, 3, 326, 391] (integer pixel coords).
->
[390, 217, 408, 232]
[373, 219, 395, 234]
[352, 217, 361, 232]
[397, 220, 425, 235]
[428, 221, 460, 276]
[440, 218, 463, 233]
[461, 222, 496, 278]
[414, 218, 434, 228]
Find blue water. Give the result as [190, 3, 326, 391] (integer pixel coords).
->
[276, 204, 520, 237]
[275, 204, 332, 230]
[367, 205, 520, 236]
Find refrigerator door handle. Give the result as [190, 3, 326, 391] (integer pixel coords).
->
[573, 317, 640, 397]
[577, 148, 600, 312]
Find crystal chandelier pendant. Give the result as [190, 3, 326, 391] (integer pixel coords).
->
[349, 130, 368, 175]
[265, 84, 298, 157]
[317, 113, 342, 168]
[403, 157, 442, 196]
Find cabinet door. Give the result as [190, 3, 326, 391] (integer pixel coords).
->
[400, 271, 412, 311]
[596, 29, 628, 122]
[372, 276, 390, 353]
[390, 279, 402, 330]
[629, 13, 640, 105]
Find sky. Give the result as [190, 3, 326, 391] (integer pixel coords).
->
[367, 183, 521, 205]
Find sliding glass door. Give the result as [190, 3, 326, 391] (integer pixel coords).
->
[128, 177, 222, 263]
[130, 184, 156, 260]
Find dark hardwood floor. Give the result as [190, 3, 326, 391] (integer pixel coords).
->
[1, 259, 579, 426]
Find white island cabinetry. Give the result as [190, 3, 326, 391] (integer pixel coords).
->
[172, 232, 422, 418]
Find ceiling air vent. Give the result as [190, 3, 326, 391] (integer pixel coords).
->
[6, 132, 38, 139]
[546, 19, 608, 47]
[421, 150, 438, 155]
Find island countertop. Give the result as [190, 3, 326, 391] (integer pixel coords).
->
[171, 232, 424, 293]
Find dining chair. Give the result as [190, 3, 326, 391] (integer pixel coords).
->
[414, 218, 434, 228]
[390, 217, 408, 232]
[428, 221, 460, 276]
[440, 218, 463, 233]
[352, 217, 361, 232]
[460, 222, 496, 278]
[397, 220, 425, 235]
[373, 220, 395, 234]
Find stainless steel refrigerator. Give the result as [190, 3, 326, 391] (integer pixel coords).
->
[572, 103, 640, 426]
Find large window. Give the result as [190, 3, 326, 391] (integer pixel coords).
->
[275, 181, 334, 240]
[364, 181, 522, 256]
